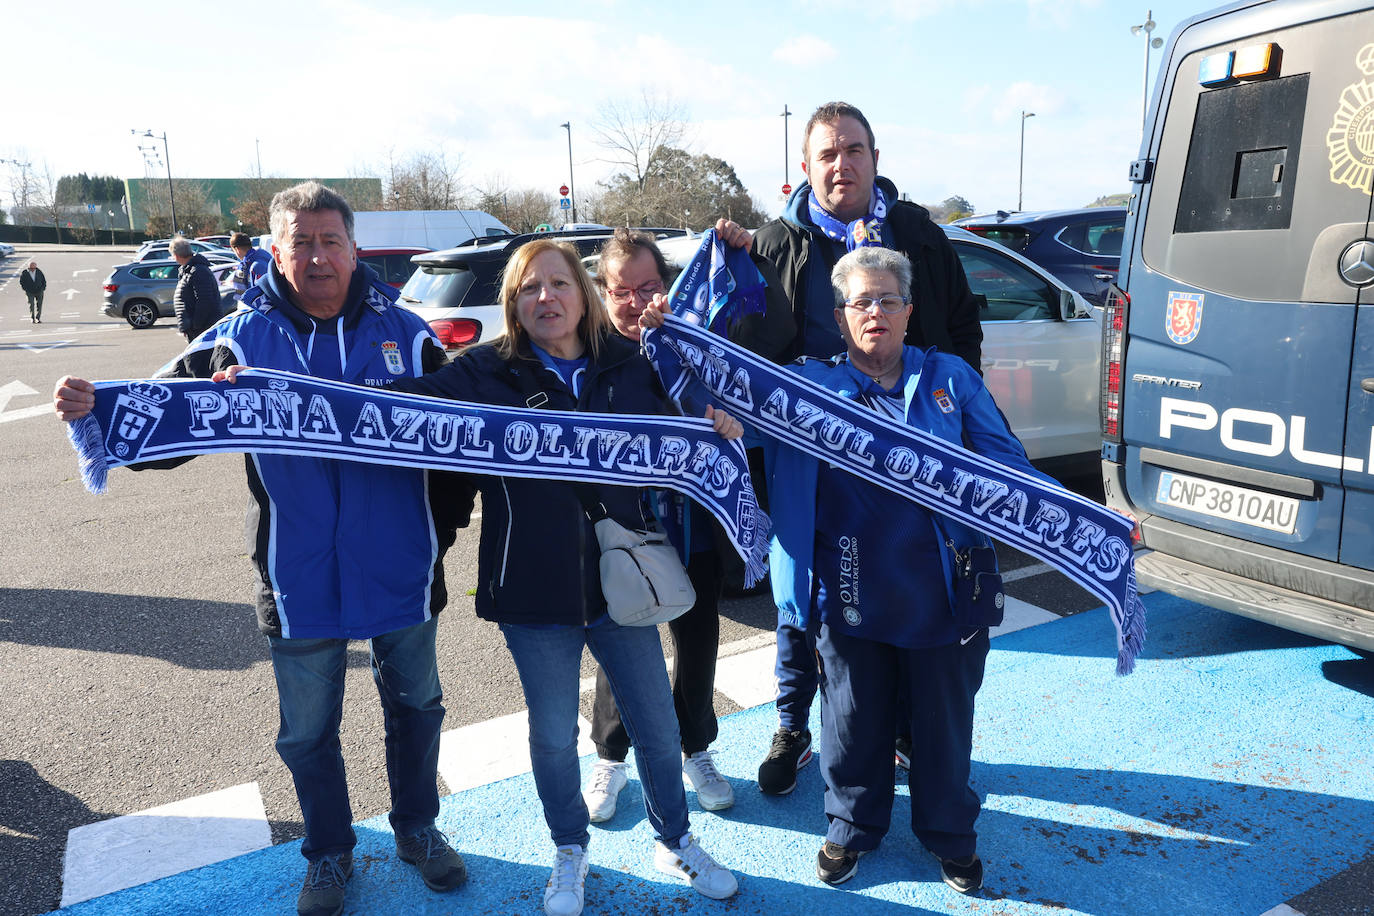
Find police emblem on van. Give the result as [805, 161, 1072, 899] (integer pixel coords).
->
[381, 341, 405, 375]
[1165, 292, 1204, 345]
[1326, 44, 1374, 194]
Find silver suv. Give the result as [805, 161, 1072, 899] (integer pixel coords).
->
[101, 259, 236, 329]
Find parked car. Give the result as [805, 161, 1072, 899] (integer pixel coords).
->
[358, 246, 429, 288]
[195, 235, 232, 246]
[0, 242, 15, 257]
[133, 241, 238, 264]
[954, 207, 1126, 306]
[102, 259, 237, 329]
[397, 228, 688, 350]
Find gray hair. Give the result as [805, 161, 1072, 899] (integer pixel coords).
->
[168, 236, 193, 258]
[269, 181, 355, 243]
[831, 247, 913, 300]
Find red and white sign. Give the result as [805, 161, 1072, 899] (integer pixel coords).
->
[559, 184, 570, 197]
[781, 183, 792, 196]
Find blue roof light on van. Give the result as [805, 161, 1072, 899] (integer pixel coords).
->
[1233, 43, 1277, 79]
[1199, 51, 1234, 85]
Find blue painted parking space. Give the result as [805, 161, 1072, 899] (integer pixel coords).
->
[62, 594, 1374, 915]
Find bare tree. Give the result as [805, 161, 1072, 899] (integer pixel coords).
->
[471, 174, 559, 233]
[592, 90, 690, 193]
[377, 146, 465, 210]
[231, 175, 294, 235]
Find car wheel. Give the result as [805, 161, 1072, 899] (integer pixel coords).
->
[125, 300, 158, 329]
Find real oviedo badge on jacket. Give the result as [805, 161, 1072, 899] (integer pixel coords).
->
[381, 341, 406, 375]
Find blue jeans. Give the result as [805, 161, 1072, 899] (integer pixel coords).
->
[268, 616, 445, 860]
[500, 619, 690, 849]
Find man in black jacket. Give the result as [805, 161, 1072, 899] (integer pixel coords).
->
[20, 259, 46, 323]
[717, 101, 984, 810]
[169, 237, 221, 341]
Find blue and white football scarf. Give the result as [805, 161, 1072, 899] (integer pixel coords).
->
[667, 229, 768, 333]
[806, 181, 888, 250]
[646, 240, 1146, 674]
[63, 370, 771, 585]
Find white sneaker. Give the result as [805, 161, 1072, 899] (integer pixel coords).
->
[682, 751, 735, 811]
[543, 844, 589, 916]
[582, 759, 629, 823]
[654, 833, 738, 899]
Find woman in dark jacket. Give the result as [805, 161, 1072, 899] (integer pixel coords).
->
[391, 239, 739, 916]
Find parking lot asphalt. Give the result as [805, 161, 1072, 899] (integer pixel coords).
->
[53, 597, 1374, 916]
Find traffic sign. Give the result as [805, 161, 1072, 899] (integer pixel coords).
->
[559, 198, 571, 210]
[781, 183, 792, 196]
[559, 184, 569, 197]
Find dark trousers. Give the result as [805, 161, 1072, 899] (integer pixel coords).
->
[774, 619, 819, 731]
[591, 550, 723, 758]
[816, 622, 988, 858]
[26, 291, 43, 320]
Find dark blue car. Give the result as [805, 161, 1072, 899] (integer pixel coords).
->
[954, 207, 1126, 306]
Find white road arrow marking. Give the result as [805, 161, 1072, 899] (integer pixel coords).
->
[0, 379, 51, 424]
[72, 268, 97, 277]
[61, 288, 80, 300]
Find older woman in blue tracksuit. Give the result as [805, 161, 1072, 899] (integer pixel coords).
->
[645, 245, 1051, 894]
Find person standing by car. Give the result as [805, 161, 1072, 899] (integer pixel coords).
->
[389, 238, 741, 916]
[20, 259, 46, 323]
[716, 100, 983, 796]
[230, 230, 273, 303]
[579, 228, 734, 823]
[53, 182, 469, 916]
[169, 236, 222, 341]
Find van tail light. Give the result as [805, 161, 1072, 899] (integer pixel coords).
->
[429, 318, 481, 350]
[1099, 283, 1129, 443]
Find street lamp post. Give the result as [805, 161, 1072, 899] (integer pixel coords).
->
[559, 122, 577, 223]
[781, 104, 792, 190]
[1018, 111, 1036, 212]
[108, 210, 117, 245]
[132, 129, 177, 235]
[1131, 11, 1164, 136]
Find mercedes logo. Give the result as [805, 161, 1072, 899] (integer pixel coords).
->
[1339, 239, 1374, 288]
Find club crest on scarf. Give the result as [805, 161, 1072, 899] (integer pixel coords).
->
[807, 182, 889, 252]
[106, 381, 173, 461]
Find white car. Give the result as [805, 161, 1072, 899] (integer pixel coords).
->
[0, 242, 15, 257]
[656, 227, 1100, 472]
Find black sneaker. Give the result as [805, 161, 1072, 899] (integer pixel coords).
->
[816, 841, 863, 885]
[894, 735, 912, 770]
[758, 728, 813, 795]
[396, 825, 468, 891]
[297, 851, 352, 916]
[939, 854, 984, 893]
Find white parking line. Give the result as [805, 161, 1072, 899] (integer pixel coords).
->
[59, 782, 271, 907]
[437, 711, 595, 793]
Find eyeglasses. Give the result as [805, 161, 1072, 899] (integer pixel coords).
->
[843, 295, 909, 314]
[605, 281, 665, 305]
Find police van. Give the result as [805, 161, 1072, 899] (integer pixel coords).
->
[1101, 0, 1374, 650]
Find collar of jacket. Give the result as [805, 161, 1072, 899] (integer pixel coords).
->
[782, 176, 938, 249]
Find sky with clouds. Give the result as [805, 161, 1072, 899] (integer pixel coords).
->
[6, 0, 1209, 222]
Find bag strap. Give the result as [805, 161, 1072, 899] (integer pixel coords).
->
[511, 356, 607, 522]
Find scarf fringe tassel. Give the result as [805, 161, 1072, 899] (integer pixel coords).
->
[66, 414, 108, 495]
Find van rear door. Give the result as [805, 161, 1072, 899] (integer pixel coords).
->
[1122, 2, 1374, 567]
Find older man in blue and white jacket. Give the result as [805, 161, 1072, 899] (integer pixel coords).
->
[55, 182, 470, 916]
